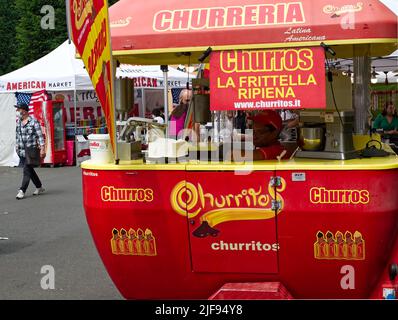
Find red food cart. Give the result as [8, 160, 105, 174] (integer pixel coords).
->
[70, 0, 398, 299]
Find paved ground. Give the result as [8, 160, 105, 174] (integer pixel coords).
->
[0, 166, 123, 300]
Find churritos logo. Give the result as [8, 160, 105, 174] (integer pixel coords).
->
[153, 3, 305, 32]
[310, 187, 369, 205]
[170, 178, 286, 237]
[323, 2, 363, 16]
[101, 186, 154, 202]
[72, 0, 94, 30]
[110, 17, 132, 28]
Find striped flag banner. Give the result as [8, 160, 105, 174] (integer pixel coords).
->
[15, 90, 51, 115]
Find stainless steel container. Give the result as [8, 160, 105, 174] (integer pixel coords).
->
[298, 127, 325, 151]
[115, 77, 134, 113]
[193, 94, 211, 124]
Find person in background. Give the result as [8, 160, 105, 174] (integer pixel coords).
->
[158, 108, 165, 122]
[229, 110, 288, 161]
[372, 101, 398, 138]
[234, 111, 247, 134]
[279, 109, 299, 142]
[169, 89, 192, 139]
[127, 103, 139, 118]
[225, 110, 234, 133]
[15, 103, 46, 200]
[152, 108, 164, 124]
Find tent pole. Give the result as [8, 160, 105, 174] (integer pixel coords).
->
[74, 89, 77, 167]
[141, 88, 145, 118]
[161, 65, 169, 138]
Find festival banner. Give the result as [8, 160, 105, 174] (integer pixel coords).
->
[66, 0, 116, 154]
[209, 47, 326, 110]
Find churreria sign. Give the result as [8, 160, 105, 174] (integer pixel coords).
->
[153, 2, 305, 32]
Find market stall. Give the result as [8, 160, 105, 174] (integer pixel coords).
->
[116, 64, 194, 118]
[0, 40, 195, 166]
[71, 0, 398, 299]
[0, 40, 101, 166]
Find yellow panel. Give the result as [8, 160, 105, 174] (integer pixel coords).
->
[81, 159, 186, 170]
[81, 156, 398, 171]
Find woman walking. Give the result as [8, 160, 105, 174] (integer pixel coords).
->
[15, 102, 46, 200]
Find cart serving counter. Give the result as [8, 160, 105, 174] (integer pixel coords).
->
[70, 0, 398, 299]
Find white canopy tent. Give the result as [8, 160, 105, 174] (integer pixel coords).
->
[331, 50, 398, 84]
[0, 40, 195, 166]
[116, 64, 195, 119]
[0, 40, 93, 166]
[117, 64, 194, 88]
[0, 40, 93, 93]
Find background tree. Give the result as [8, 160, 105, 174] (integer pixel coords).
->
[12, 0, 68, 70]
[0, 1, 18, 75]
[0, 0, 119, 75]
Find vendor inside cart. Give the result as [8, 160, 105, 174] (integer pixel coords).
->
[228, 110, 288, 161]
[372, 101, 398, 136]
[372, 101, 398, 153]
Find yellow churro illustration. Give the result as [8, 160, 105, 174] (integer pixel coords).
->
[171, 178, 286, 237]
[200, 208, 277, 227]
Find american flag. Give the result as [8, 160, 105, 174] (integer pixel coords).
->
[15, 90, 51, 115]
[171, 88, 183, 105]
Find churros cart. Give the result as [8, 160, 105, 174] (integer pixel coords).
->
[75, 0, 398, 299]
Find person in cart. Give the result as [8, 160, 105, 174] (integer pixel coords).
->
[373, 101, 398, 153]
[227, 110, 288, 161]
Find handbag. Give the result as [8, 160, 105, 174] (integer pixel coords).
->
[25, 146, 41, 167]
[19, 120, 42, 167]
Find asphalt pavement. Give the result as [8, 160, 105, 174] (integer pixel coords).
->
[0, 165, 123, 300]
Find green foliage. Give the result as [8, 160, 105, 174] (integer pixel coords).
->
[0, 1, 17, 75]
[0, 0, 119, 76]
[11, 0, 67, 71]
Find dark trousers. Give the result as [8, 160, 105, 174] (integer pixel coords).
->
[19, 157, 42, 193]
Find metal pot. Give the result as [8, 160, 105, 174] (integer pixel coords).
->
[298, 127, 325, 151]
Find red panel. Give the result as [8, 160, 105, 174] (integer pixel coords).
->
[370, 234, 398, 299]
[209, 282, 293, 299]
[186, 171, 279, 273]
[82, 169, 192, 299]
[82, 168, 398, 299]
[277, 170, 398, 298]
